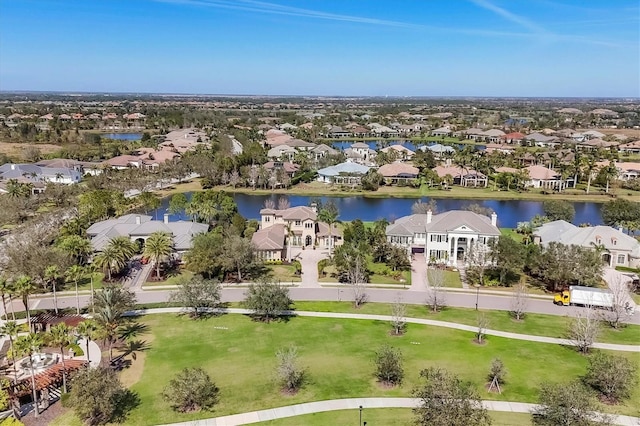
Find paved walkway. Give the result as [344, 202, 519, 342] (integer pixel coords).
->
[457, 260, 470, 289]
[77, 338, 102, 368]
[158, 397, 640, 426]
[126, 307, 640, 352]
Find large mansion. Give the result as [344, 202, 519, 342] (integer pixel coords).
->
[386, 210, 501, 265]
[251, 206, 343, 260]
[534, 220, 640, 269]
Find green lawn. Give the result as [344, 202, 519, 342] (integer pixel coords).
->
[442, 270, 463, 288]
[319, 262, 410, 285]
[267, 264, 302, 283]
[255, 408, 533, 426]
[500, 227, 525, 243]
[286, 301, 640, 346]
[143, 269, 194, 287]
[67, 314, 639, 425]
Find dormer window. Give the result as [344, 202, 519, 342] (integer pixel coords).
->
[595, 235, 601, 244]
[612, 238, 617, 246]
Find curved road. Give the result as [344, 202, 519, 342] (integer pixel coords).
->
[23, 286, 640, 325]
[158, 397, 639, 426]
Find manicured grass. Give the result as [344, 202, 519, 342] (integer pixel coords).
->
[267, 264, 302, 283]
[116, 314, 638, 425]
[500, 227, 525, 243]
[205, 181, 640, 203]
[286, 301, 640, 346]
[368, 261, 411, 285]
[254, 409, 533, 426]
[74, 272, 104, 291]
[143, 269, 194, 287]
[442, 270, 463, 288]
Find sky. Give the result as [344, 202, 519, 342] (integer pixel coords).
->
[0, 0, 639, 97]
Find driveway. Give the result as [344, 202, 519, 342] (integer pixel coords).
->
[293, 247, 329, 288]
[409, 253, 427, 291]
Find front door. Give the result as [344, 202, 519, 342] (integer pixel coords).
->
[305, 235, 312, 246]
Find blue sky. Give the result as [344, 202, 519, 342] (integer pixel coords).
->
[0, 0, 638, 97]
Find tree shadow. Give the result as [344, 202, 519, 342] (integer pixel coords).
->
[111, 389, 141, 424]
[119, 322, 149, 341]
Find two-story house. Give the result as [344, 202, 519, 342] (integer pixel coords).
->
[534, 220, 640, 269]
[386, 210, 501, 265]
[251, 205, 343, 261]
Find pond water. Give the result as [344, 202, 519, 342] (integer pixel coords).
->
[102, 133, 142, 141]
[331, 140, 485, 152]
[154, 193, 604, 228]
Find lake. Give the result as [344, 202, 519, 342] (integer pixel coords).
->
[154, 193, 604, 228]
[331, 140, 485, 152]
[102, 133, 142, 141]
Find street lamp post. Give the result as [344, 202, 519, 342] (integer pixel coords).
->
[359, 405, 363, 426]
[474, 283, 480, 311]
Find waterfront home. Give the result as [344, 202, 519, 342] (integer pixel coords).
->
[35, 158, 103, 176]
[87, 214, 208, 256]
[619, 140, 640, 154]
[577, 139, 619, 150]
[0, 163, 82, 185]
[262, 161, 300, 179]
[480, 129, 506, 142]
[251, 205, 343, 260]
[103, 149, 180, 170]
[327, 126, 351, 138]
[534, 220, 640, 268]
[433, 165, 488, 187]
[596, 161, 640, 181]
[159, 128, 210, 153]
[345, 142, 376, 164]
[431, 126, 452, 137]
[317, 161, 371, 184]
[523, 164, 573, 189]
[368, 123, 399, 137]
[386, 210, 500, 265]
[378, 162, 419, 184]
[380, 144, 415, 160]
[420, 144, 455, 159]
[311, 144, 339, 160]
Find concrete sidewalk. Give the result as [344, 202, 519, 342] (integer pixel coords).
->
[158, 397, 640, 426]
[125, 307, 640, 352]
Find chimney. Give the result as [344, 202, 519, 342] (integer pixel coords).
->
[426, 210, 432, 224]
[135, 215, 141, 225]
[618, 226, 624, 233]
[10, 164, 15, 170]
[491, 212, 497, 227]
[310, 202, 317, 214]
[164, 213, 169, 224]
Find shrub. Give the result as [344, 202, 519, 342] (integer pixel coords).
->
[374, 345, 404, 386]
[162, 368, 219, 413]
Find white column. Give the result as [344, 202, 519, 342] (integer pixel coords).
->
[452, 237, 458, 265]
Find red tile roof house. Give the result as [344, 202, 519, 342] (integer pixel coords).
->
[433, 165, 488, 187]
[501, 132, 525, 144]
[523, 165, 574, 190]
[378, 162, 419, 185]
[251, 206, 343, 261]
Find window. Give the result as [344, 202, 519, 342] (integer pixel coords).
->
[265, 216, 270, 222]
[305, 222, 313, 229]
[617, 254, 626, 264]
[430, 234, 446, 242]
[295, 220, 301, 226]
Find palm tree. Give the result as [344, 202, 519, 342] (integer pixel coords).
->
[317, 205, 341, 256]
[285, 223, 294, 261]
[93, 285, 136, 362]
[108, 236, 137, 260]
[15, 333, 44, 417]
[14, 275, 36, 327]
[57, 235, 93, 265]
[84, 264, 98, 315]
[43, 265, 61, 315]
[65, 265, 85, 315]
[75, 320, 99, 365]
[583, 156, 597, 194]
[0, 321, 21, 383]
[47, 324, 72, 393]
[142, 232, 173, 280]
[93, 246, 121, 281]
[0, 276, 15, 321]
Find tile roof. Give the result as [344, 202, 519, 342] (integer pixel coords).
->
[251, 223, 285, 250]
[378, 162, 419, 178]
[317, 162, 371, 176]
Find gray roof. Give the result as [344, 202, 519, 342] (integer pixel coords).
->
[387, 211, 500, 237]
[421, 143, 455, 154]
[535, 220, 640, 257]
[317, 162, 371, 176]
[87, 215, 208, 251]
[0, 163, 82, 181]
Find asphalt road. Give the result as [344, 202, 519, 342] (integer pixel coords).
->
[18, 287, 640, 325]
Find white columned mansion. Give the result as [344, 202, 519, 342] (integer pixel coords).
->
[386, 210, 501, 265]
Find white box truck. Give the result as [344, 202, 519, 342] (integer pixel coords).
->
[554, 285, 614, 309]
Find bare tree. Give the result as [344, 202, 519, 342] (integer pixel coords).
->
[275, 345, 305, 393]
[346, 253, 368, 308]
[426, 268, 446, 312]
[476, 312, 489, 344]
[466, 241, 491, 286]
[411, 200, 438, 215]
[390, 296, 406, 335]
[228, 169, 241, 188]
[263, 198, 276, 210]
[510, 281, 529, 321]
[566, 308, 600, 354]
[277, 196, 291, 210]
[604, 274, 634, 329]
